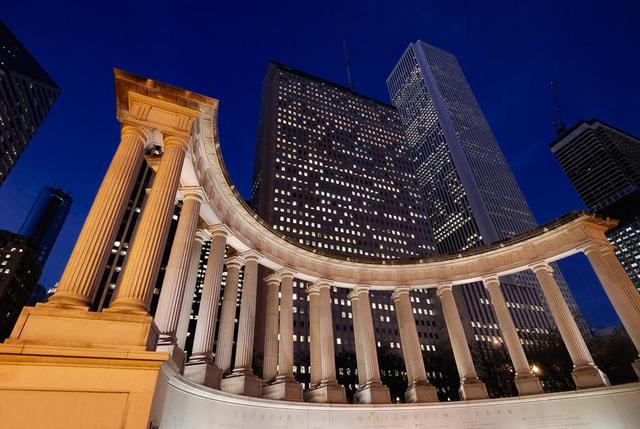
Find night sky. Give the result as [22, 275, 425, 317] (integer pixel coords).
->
[2, 1, 639, 328]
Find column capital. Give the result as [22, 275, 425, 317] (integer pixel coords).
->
[225, 255, 245, 269]
[305, 284, 320, 296]
[481, 275, 501, 288]
[582, 240, 614, 256]
[240, 249, 262, 262]
[264, 273, 281, 286]
[194, 229, 210, 243]
[276, 267, 296, 279]
[348, 285, 370, 300]
[313, 278, 333, 289]
[207, 223, 232, 238]
[121, 124, 151, 143]
[436, 283, 453, 297]
[391, 287, 411, 302]
[163, 134, 189, 152]
[179, 186, 207, 203]
[529, 261, 553, 274]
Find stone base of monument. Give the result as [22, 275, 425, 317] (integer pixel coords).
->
[354, 381, 391, 404]
[304, 380, 347, 403]
[405, 380, 439, 403]
[572, 363, 610, 389]
[515, 372, 544, 396]
[221, 369, 263, 397]
[184, 355, 222, 389]
[0, 305, 168, 429]
[459, 376, 489, 400]
[262, 375, 303, 401]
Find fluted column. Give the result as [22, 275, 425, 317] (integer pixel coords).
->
[176, 230, 207, 350]
[49, 125, 148, 308]
[109, 135, 188, 313]
[437, 284, 488, 400]
[215, 256, 244, 373]
[262, 274, 280, 382]
[349, 286, 390, 404]
[155, 190, 204, 347]
[392, 288, 438, 403]
[189, 225, 229, 362]
[584, 242, 640, 376]
[307, 284, 322, 387]
[531, 262, 609, 388]
[482, 276, 543, 395]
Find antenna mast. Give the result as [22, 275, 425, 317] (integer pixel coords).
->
[550, 79, 566, 135]
[342, 35, 355, 91]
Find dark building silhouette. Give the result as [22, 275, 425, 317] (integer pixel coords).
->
[0, 21, 60, 186]
[551, 119, 640, 293]
[0, 186, 71, 339]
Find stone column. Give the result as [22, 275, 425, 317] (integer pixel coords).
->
[392, 287, 438, 403]
[584, 242, 640, 377]
[49, 125, 148, 308]
[307, 284, 322, 387]
[155, 190, 204, 352]
[175, 230, 207, 351]
[263, 269, 303, 401]
[262, 274, 280, 382]
[109, 135, 188, 314]
[184, 224, 230, 388]
[214, 256, 244, 373]
[349, 287, 390, 404]
[437, 284, 488, 400]
[303, 280, 346, 403]
[221, 251, 263, 397]
[482, 276, 543, 395]
[531, 262, 609, 388]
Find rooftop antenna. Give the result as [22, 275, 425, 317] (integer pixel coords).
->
[342, 34, 355, 91]
[550, 79, 566, 135]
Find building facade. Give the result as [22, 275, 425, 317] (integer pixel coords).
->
[550, 119, 640, 293]
[387, 41, 588, 394]
[0, 21, 59, 186]
[251, 62, 457, 401]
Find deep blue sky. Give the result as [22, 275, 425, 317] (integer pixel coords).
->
[2, 1, 639, 328]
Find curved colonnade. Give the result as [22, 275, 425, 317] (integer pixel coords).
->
[1, 69, 640, 429]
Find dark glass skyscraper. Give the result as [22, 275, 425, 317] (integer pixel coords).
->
[550, 119, 640, 293]
[387, 41, 588, 394]
[251, 62, 457, 402]
[0, 21, 59, 186]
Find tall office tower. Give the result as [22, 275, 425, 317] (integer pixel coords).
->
[387, 41, 588, 394]
[0, 186, 71, 339]
[551, 119, 640, 292]
[251, 62, 457, 402]
[0, 21, 60, 186]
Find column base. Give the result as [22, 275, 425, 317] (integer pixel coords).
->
[632, 359, 640, 380]
[262, 375, 303, 401]
[183, 356, 222, 389]
[157, 343, 186, 374]
[221, 370, 263, 397]
[571, 363, 610, 389]
[354, 381, 391, 404]
[459, 377, 489, 400]
[0, 305, 168, 428]
[303, 380, 346, 403]
[405, 380, 439, 403]
[514, 372, 544, 396]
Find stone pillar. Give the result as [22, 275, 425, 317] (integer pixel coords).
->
[184, 225, 230, 388]
[214, 256, 243, 373]
[262, 274, 280, 382]
[392, 287, 439, 403]
[303, 280, 346, 403]
[175, 230, 207, 351]
[482, 276, 543, 395]
[155, 190, 204, 353]
[221, 251, 263, 397]
[49, 125, 148, 308]
[109, 135, 188, 314]
[437, 284, 488, 400]
[307, 284, 322, 387]
[263, 269, 303, 401]
[531, 262, 609, 388]
[349, 287, 390, 404]
[584, 242, 640, 377]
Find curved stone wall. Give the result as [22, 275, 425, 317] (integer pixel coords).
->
[150, 364, 640, 429]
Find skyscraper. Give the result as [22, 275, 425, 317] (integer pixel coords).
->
[251, 62, 457, 401]
[387, 41, 588, 393]
[550, 119, 640, 292]
[0, 186, 71, 339]
[0, 21, 60, 186]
